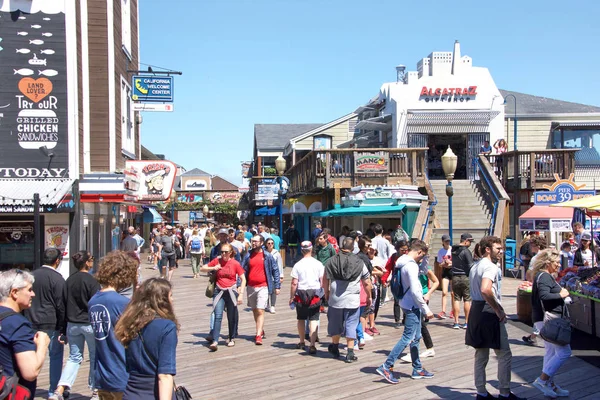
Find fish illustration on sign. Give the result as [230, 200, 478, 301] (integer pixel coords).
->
[28, 54, 46, 66]
[40, 49, 54, 55]
[17, 32, 28, 36]
[31, 25, 41, 29]
[16, 48, 31, 54]
[29, 39, 44, 45]
[18, 16, 26, 20]
[38, 69, 58, 77]
[43, 17, 51, 21]
[14, 68, 34, 76]
[41, 33, 53, 37]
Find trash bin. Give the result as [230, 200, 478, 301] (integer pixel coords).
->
[504, 238, 519, 278]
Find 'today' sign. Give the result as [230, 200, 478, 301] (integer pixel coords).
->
[131, 76, 174, 102]
[534, 173, 595, 205]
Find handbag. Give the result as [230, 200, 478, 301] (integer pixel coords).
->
[205, 271, 216, 298]
[140, 332, 192, 400]
[536, 272, 572, 346]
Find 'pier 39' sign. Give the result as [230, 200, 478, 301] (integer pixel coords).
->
[534, 174, 595, 205]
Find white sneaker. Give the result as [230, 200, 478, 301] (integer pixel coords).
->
[353, 343, 359, 350]
[400, 353, 412, 363]
[420, 348, 435, 358]
[363, 332, 374, 341]
[550, 380, 569, 397]
[533, 377, 557, 397]
[269, 306, 276, 314]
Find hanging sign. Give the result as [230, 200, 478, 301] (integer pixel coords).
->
[355, 152, 389, 174]
[534, 173, 595, 205]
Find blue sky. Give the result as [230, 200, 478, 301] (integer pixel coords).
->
[139, 0, 600, 185]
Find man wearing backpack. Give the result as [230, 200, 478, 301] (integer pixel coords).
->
[158, 225, 180, 281]
[376, 239, 433, 384]
[186, 229, 205, 279]
[451, 233, 475, 329]
[392, 224, 410, 245]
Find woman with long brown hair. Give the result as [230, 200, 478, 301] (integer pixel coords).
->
[115, 278, 179, 400]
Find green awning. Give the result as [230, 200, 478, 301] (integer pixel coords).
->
[313, 204, 406, 217]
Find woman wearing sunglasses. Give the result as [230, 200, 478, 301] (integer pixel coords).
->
[265, 238, 284, 314]
[201, 244, 246, 351]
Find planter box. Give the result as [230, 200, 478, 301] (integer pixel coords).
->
[516, 290, 532, 325]
[595, 301, 600, 339]
[569, 295, 593, 335]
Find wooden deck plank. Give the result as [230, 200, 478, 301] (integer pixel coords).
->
[34, 259, 600, 399]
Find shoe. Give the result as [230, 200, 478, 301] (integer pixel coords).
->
[309, 345, 317, 354]
[327, 344, 340, 358]
[63, 390, 70, 400]
[411, 368, 434, 379]
[394, 322, 402, 329]
[49, 392, 64, 400]
[295, 342, 305, 349]
[533, 377, 557, 397]
[462, 323, 468, 329]
[255, 335, 263, 345]
[452, 323, 461, 329]
[353, 343, 360, 350]
[522, 335, 536, 346]
[345, 352, 358, 363]
[376, 364, 399, 384]
[358, 339, 365, 349]
[550, 380, 569, 397]
[420, 348, 435, 358]
[475, 392, 498, 400]
[205, 335, 213, 342]
[227, 340, 235, 347]
[90, 390, 98, 400]
[363, 332, 374, 341]
[364, 327, 374, 336]
[400, 353, 412, 363]
[269, 306, 276, 314]
[437, 311, 447, 319]
[370, 327, 380, 335]
[209, 341, 218, 351]
[504, 393, 527, 400]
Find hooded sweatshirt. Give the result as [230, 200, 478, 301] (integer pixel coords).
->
[450, 244, 474, 276]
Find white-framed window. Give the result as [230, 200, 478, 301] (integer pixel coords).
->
[121, 78, 135, 157]
[121, 0, 132, 59]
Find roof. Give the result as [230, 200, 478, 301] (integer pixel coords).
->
[181, 168, 211, 176]
[519, 205, 573, 220]
[500, 90, 600, 115]
[141, 145, 162, 160]
[0, 179, 74, 206]
[254, 124, 323, 151]
[211, 175, 238, 191]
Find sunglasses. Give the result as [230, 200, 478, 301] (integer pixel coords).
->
[221, 250, 231, 254]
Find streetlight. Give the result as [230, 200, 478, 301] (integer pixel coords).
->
[441, 146, 458, 245]
[504, 93, 519, 239]
[275, 155, 287, 240]
[170, 191, 177, 225]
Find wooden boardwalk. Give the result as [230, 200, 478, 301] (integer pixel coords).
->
[35, 258, 600, 399]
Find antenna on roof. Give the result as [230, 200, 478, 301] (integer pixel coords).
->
[396, 65, 406, 83]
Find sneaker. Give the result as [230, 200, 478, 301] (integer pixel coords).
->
[327, 344, 340, 358]
[358, 339, 365, 349]
[269, 306, 276, 314]
[375, 364, 399, 384]
[449, 311, 455, 318]
[227, 340, 235, 347]
[370, 327, 380, 335]
[364, 327, 374, 336]
[353, 343, 360, 351]
[437, 312, 447, 319]
[49, 392, 64, 400]
[363, 332, 374, 341]
[452, 323, 461, 329]
[309, 345, 317, 354]
[209, 341, 218, 351]
[533, 377, 557, 397]
[394, 322, 402, 329]
[205, 335, 213, 342]
[345, 352, 358, 363]
[462, 323, 468, 329]
[255, 335, 263, 345]
[411, 368, 434, 379]
[400, 353, 412, 363]
[421, 348, 436, 358]
[550, 380, 569, 397]
[522, 335, 536, 346]
[475, 392, 498, 400]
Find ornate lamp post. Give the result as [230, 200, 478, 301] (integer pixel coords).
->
[275, 155, 287, 239]
[441, 146, 458, 244]
[504, 94, 519, 239]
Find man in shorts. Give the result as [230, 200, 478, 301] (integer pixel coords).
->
[451, 233, 474, 329]
[242, 235, 280, 345]
[289, 241, 324, 354]
[323, 238, 372, 363]
[158, 225, 180, 281]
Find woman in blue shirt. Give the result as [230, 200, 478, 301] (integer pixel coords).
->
[115, 278, 179, 400]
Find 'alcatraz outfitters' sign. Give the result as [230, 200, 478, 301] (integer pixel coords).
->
[0, 8, 68, 178]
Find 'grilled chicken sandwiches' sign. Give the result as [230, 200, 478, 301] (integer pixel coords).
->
[0, 4, 68, 178]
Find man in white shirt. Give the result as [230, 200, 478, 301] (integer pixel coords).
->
[371, 224, 392, 263]
[289, 241, 324, 353]
[375, 240, 434, 384]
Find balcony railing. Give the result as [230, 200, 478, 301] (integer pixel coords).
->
[287, 148, 428, 195]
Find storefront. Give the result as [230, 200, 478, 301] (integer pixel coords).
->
[518, 206, 574, 247]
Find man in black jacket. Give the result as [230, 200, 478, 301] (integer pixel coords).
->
[450, 233, 474, 329]
[24, 248, 66, 398]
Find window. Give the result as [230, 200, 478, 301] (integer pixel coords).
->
[121, 0, 131, 58]
[553, 128, 600, 166]
[121, 79, 135, 157]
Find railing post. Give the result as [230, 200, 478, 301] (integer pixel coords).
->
[411, 151, 417, 185]
[529, 152, 536, 188]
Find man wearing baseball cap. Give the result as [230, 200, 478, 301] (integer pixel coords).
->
[574, 232, 598, 268]
[450, 233, 474, 329]
[157, 225, 180, 281]
[435, 234, 453, 320]
[289, 241, 324, 354]
[210, 228, 241, 263]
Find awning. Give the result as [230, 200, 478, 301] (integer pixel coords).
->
[0, 179, 74, 206]
[255, 206, 277, 216]
[313, 204, 406, 217]
[552, 121, 600, 129]
[80, 174, 127, 203]
[519, 206, 573, 219]
[406, 110, 500, 133]
[143, 208, 163, 224]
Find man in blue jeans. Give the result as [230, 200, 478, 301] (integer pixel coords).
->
[376, 240, 434, 384]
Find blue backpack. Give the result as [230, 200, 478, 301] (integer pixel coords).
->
[390, 263, 409, 300]
[190, 237, 202, 251]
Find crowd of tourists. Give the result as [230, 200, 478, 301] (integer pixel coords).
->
[0, 218, 581, 399]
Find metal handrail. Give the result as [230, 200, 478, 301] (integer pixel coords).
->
[473, 158, 500, 236]
[421, 174, 437, 241]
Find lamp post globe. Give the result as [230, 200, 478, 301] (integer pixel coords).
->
[275, 155, 287, 246]
[275, 155, 287, 176]
[202, 204, 209, 221]
[441, 146, 458, 245]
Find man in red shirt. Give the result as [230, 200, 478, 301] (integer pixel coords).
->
[242, 235, 281, 345]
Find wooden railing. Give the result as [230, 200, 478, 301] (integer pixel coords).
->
[487, 149, 579, 190]
[474, 155, 510, 238]
[287, 148, 428, 194]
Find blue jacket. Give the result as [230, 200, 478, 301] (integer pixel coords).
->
[242, 250, 281, 294]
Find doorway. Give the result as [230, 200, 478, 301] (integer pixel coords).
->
[426, 134, 468, 180]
